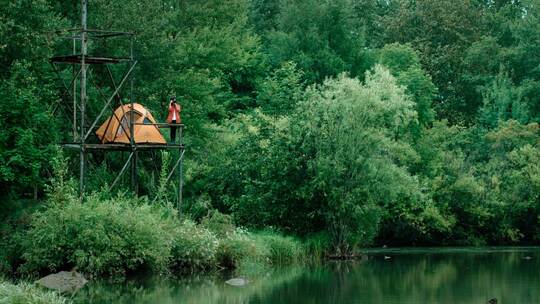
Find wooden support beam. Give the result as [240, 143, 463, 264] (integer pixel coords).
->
[178, 148, 184, 214]
[109, 152, 133, 191]
[82, 61, 138, 141]
[79, 0, 87, 196]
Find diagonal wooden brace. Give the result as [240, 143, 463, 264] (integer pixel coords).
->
[83, 60, 138, 141]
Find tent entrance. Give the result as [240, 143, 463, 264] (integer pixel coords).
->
[116, 111, 142, 137]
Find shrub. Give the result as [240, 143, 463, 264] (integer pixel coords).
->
[0, 200, 41, 276]
[0, 226, 21, 276]
[216, 228, 304, 269]
[170, 220, 218, 271]
[201, 211, 236, 238]
[0, 281, 68, 304]
[252, 232, 303, 265]
[216, 228, 269, 269]
[20, 194, 175, 277]
[303, 232, 332, 261]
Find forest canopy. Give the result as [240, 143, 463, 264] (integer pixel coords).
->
[1, 0, 540, 254]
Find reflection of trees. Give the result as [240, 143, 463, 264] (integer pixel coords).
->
[74, 249, 540, 304]
[257, 250, 540, 304]
[310, 251, 540, 304]
[73, 268, 306, 304]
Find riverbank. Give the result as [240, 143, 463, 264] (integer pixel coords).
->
[0, 280, 67, 304]
[0, 194, 310, 282]
[0, 195, 312, 303]
[4, 247, 539, 304]
[6, 187, 540, 304]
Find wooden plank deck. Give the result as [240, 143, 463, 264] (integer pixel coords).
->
[62, 143, 184, 151]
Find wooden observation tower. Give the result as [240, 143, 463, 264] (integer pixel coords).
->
[50, 0, 185, 208]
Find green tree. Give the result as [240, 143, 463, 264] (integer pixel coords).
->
[0, 62, 60, 199]
[414, 121, 491, 244]
[0, 0, 64, 78]
[208, 66, 451, 250]
[256, 61, 304, 115]
[379, 43, 437, 131]
[482, 121, 540, 242]
[382, 0, 484, 123]
[479, 72, 530, 128]
[263, 0, 368, 82]
[0, 0, 63, 200]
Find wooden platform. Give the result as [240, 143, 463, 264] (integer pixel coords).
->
[62, 143, 185, 151]
[50, 55, 131, 65]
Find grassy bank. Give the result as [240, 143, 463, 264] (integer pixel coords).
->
[0, 280, 67, 304]
[1, 194, 307, 280]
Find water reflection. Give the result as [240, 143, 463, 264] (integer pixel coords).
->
[74, 247, 540, 304]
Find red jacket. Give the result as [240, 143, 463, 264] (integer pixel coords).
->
[166, 102, 181, 123]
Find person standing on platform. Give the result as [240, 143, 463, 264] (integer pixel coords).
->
[167, 96, 181, 143]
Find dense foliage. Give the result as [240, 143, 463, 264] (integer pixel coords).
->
[1, 0, 540, 268]
[20, 195, 175, 277]
[13, 189, 302, 278]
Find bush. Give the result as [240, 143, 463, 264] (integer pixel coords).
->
[20, 194, 175, 277]
[0, 226, 21, 276]
[216, 228, 304, 269]
[15, 184, 307, 278]
[170, 220, 218, 271]
[201, 211, 236, 238]
[216, 228, 267, 269]
[0, 200, 42, 276]
[252, 232, 303, 265]
[0, 281, 67, 304]
[303, 232, 332, 260]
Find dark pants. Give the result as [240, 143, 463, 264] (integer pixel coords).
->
[170, 120, 177, 143]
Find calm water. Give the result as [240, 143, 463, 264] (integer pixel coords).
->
[73, 247, 540, 304]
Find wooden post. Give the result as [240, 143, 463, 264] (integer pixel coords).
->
[178, 126, 183, 213]
[129, 36, 137, 194]
[131, 149, 138, 194]
[178, 148, 183, 214]
[79, 0, 87, 196]
[72, 38, 77, 141]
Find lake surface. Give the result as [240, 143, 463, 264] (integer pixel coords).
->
[73, 247, 540, 304]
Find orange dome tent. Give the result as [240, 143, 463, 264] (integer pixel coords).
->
[96, 103, 166, 144]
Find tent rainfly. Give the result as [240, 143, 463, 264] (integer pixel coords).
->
[96, 103, 166, 144]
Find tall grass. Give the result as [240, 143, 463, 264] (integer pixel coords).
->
[0, 281, 68, 304]
[303, 232, 332, 261]
[216, 227, 269, 269]
[215, 228, 305, 270]
[202, 211, 305, 269]
[252, 232, 304, 265]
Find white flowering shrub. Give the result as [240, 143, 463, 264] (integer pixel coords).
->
[170, 220, 219, 270]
